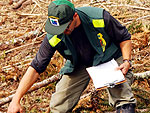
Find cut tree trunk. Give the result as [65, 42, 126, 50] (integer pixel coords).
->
[0, 74, 62, 106]
[12, 0, 26, 9]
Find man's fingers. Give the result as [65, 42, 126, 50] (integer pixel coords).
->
[115, 65, 124, 70]
[20, 108, 23, 113]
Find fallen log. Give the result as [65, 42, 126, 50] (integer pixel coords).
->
[123, 15, 150, 25]
[0, 73, 62, 106]
[109, 4, 150, 11]
[12, 0, 27, 9]
[0, 30, 46, 56]
[11, 0, 46, 10]
[134, 71, 150, 78]
[0, 70, 149, 106]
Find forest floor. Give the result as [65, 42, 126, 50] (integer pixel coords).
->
[0, 0, 150, 112]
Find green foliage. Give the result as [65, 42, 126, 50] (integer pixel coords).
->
[0, 75, 6, 82]
[145, 24, 150, 30]
[11, 38, 15, 45]
[30, 108, 38, 113]
[35, 98, 42, 103]
[0, 50, 6, 59]
[132, 86, 150, 110]
[127, 0, 131, 4]
[127, 21, 143, 34]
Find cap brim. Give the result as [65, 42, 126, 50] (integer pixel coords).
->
[45, 19, 69, 35]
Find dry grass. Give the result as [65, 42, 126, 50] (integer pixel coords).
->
[0, 0, 150, 112]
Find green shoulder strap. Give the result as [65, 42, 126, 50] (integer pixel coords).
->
[76, 7, 104, 19]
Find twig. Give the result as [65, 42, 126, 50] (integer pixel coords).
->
[2, 59, 32, 70]
[123, 15, 150, 25]
[17, 13, 44, 16]
[12, 0, 26, 9]
[133, 71, 150, 78]
[30, 3, 37, 14]
[80, 91, 93, 100]
[132, 87, 150, 95]
[136, 108, 150, 112]
[0, 74, 62, 106]
[38, 0, 49, 4]
[89, 1, 112, 5]
[97, 2, 109, 11]
[0, 28, 46, 55]
[113, 15, 138, 19]
[32, 0, 47, 11]
[109, 4, 150, 11]
[0, 41, 41, 56]
[3, 63, 30, 72]
[134, 0, 143, 6]
[33, 20, 47, 41]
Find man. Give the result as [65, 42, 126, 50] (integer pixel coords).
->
[7, 0, 136, 113]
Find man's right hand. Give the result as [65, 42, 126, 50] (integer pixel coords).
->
[7, 66, 39, 113]
[7, 101, 23, 113]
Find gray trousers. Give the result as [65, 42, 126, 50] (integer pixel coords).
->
[50, 57, 136, 113]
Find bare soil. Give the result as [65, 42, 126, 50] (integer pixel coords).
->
[0, 0, 150, 112]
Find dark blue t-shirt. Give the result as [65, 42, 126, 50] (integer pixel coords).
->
[31, 10, 131, 74]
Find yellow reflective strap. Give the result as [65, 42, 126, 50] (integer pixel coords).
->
[48, 16, 59, 19]
[92, 19, 104, 28]
[49, 35, 61, 47]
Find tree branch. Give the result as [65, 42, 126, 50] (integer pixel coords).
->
[0, 74, 62, 106]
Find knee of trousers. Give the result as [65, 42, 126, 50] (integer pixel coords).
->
[107, 82, 136, 107]
[49, 93, 72, 113]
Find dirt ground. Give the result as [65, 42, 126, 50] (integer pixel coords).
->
[0, 0, 150, 112]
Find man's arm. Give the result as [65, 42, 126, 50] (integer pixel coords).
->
[103, 10, 132, 75]
[7, 66, 39, 113]
[7, 36, 55, 113]
[120, 40, 132, 61]
[116, 40, 132, 75]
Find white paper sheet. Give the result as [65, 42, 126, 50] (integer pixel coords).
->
[86, 59, 125, 89]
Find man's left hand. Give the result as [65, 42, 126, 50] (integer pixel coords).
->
[116, 61, 130, 75]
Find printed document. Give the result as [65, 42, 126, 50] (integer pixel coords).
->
[86, 59, 126, 89]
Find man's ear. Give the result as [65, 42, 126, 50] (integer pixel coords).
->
[73, 12, 78, 18]
[73, 12, 81, 28]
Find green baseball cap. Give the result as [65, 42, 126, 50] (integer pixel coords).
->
[45, 0, 75, 35]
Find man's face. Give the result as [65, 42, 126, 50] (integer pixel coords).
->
[63, 19, 76, 35]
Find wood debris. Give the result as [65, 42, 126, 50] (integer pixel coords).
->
[0, 0, 150, 112]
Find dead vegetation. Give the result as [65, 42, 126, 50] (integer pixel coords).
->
[0, 0, 150, 112]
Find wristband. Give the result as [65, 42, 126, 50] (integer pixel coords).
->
[123, 59, 132, 67]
